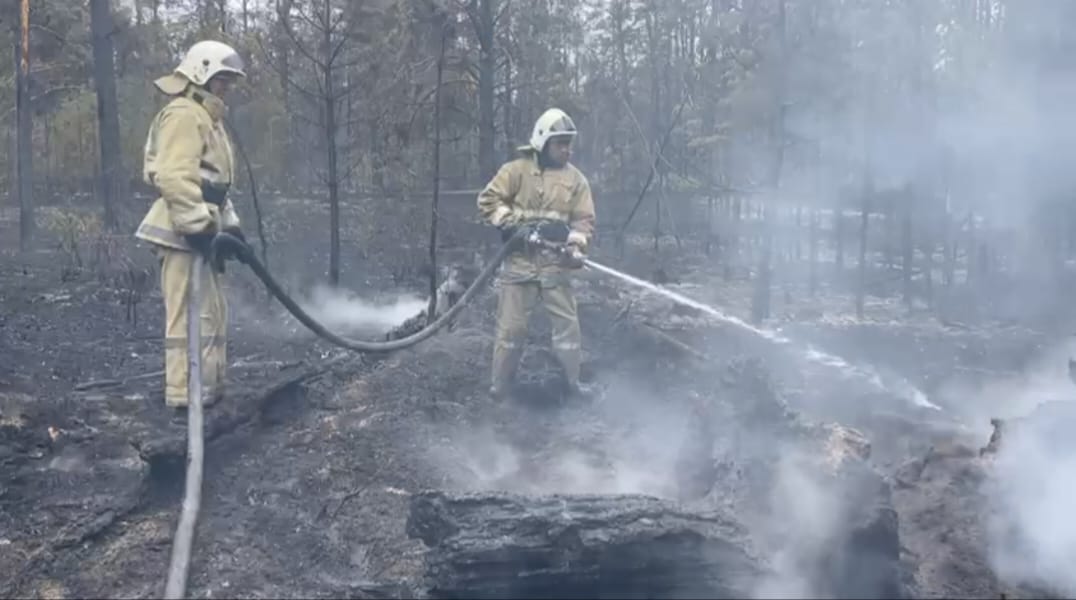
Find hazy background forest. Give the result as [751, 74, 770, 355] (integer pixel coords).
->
[5, 0, 1076, 326]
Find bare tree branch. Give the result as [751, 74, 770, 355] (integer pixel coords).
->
[276, 2, 328, 73]
[494, 0, 511, 27]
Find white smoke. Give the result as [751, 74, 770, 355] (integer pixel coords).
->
[985, 401, 1076, 597]
[750, 448, 843, 599]
[924, 339, 1076, 597]
[300, 284, 427, 334]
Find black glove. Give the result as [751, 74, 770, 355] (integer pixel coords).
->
[184, 229, 226, 273]
[222, 226, 246, 244]
[218, 226, 248, 263]
[537, 220, 570, 243]
[184, 230, 216, 257]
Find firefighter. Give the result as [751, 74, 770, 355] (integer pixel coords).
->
[135, 40, 247, 417]
[477, 107, 596, 401]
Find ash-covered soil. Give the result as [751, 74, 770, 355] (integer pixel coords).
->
[2, 196, 1074, 599]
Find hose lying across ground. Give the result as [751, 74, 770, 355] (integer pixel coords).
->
[212, 230, 520, 352]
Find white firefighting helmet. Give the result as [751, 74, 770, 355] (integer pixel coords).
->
[528, 108, 577, 152]
[154, 40, 246, 95]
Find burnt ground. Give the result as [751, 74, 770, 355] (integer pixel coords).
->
[2, 195, 1075, 599]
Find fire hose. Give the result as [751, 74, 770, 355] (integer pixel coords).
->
[163, 225, 546, 598]
[209, 228, 528, 351]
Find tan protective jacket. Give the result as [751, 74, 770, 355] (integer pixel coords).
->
[135, 82, 240, 251]
[477, 151, 596, 285]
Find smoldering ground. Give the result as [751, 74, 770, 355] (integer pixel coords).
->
[225, 273, 430, 342]
[987, 405, 1076, 598]
[953, 340, 1076, 598]
[419, 324, 903, 599]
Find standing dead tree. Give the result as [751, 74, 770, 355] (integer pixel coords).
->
[461, 0, 508, 183]
[15, 0, 34, 250]
[426, 9, 453, 325]
[90, 0, 124, 231]
[262, 0, 388, 285]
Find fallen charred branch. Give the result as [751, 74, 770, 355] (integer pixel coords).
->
[133, 353, 356, 468]
[72, 357, 300, 391]
[406, 490, 764, 599]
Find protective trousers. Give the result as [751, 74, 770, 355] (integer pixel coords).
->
[491, 280, 581, 394]
[159, 247, 228, 408]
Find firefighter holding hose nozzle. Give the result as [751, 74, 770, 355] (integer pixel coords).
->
[135, 40, 248, 421]
[477, 108, 597, 402]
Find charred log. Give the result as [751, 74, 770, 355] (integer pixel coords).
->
[406, 490, 764, 599]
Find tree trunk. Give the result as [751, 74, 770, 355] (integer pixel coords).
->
[426, 26, 448, 325]
[476, 0, 496, 182]
[966, 210, 976, 285]
[502, 39, 513, 160]
[705, 196, 715, 257]
[834, 206, 845, 274]
[16, 1, 34, 252]
[809, 208, 819, 297]
[323, 2, 340, 285]
[751, 0, 786, 325]
[91, 0, 124, 231]
[275, 0, 293, 192]
[856, 186, 870, 320]
[752, 203, 773, 324]
[901, 193, 914, 311]
[725, 196, 741, 281]
[922, 233, 934, 309]
[942, 208, 955, 287]
[41, 113, 50, 199]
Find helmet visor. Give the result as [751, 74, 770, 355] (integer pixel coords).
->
[220, 52, 246, 75]
[548, 113, 576, 135]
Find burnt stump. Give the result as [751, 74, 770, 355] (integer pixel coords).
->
[406, 490, 763, 599]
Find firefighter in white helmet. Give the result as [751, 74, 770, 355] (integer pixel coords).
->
[135, 40, 247, 419]
[477, 107, 597, 401]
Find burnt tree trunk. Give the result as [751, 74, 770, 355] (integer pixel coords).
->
[809, 207, 819, 296]
[751, 0, 786, 325]
[834, 206, 845, 274]
[502, 38, 513, 160]
[90, 0, 124, 231]
[725, 196, 741, 281]
[275, 0, 293, 191]
[901, 191, 914, 311]
[942, 209, 956, 287]
[15, 0, 34, 251]
[921, 232, 934, 308]
[966, 210, 976, 285]
[426, 23, 448, 325]
[474, 0, 496, 182]
[322, 1, 340, 285]
[856, 183, 871, 320]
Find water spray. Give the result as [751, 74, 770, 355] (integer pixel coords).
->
[585, 256, 939, 410]
[525, 231, 939, 410]
[586, 257, 939, 410]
